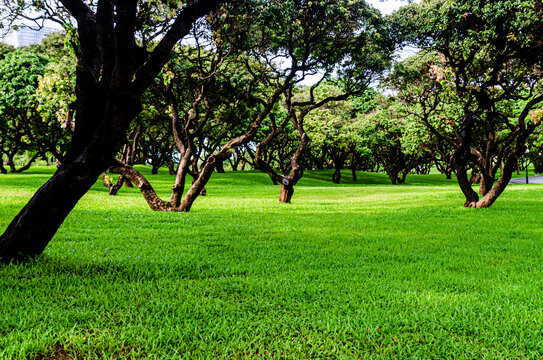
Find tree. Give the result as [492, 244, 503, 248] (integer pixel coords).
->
[0, 49, 51, 173]
[388, 51, 459, 180]
[0, 0, 224, 262]
[394, 0, 543, 207]
[359, 96, 430, 184]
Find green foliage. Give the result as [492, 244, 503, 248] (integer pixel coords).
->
[0, 42, 14, 60]
[0, 49, 48, 113]
[221, 0, 393, 86]
[1, 167, 543, 358]
[36, 55, 76, 132]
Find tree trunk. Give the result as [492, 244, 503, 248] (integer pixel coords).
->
[215, 159, 225, 173]
[387, 171, 398, 185]
[479, 173, 494, 197]
[178, 158, 216, 212]
[7, 156, 15, 173]
[109, 175, 126, 195]
[0, 160, 105, 261]
[10, 153, 41, 173]
[352, 168, 357, 182]
[455, 165, 480, 207]
[468, 152, 518, 208]
[169, 150, 192, 208]
[0, 0, 223, 262]
[168, 159, 176, 175]
[0, 163, 6, 174]
[151, 165, 159, 175]
[108, 161, 170, 211]
[279, 183, 294, 203]
[332, 168, 341, 184]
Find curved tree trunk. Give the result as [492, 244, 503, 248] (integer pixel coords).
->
[169, 149, 192, 208]
[0, 0, 223, 262]
[108, 161, 170, 211]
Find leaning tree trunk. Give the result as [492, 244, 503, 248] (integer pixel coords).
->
[169, 148, 192, 208]
[178, 157, 216, 212]
[0, 162, 102, 260]
[102, 172, 124, 195]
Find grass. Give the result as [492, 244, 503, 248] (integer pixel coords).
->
[1, 166, 543, 359]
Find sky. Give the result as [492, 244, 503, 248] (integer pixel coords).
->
[366, 0, 416, 15]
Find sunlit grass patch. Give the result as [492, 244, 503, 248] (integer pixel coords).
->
[1, 167, 543, 359]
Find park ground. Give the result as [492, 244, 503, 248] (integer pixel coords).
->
[1, 167, 543, 359]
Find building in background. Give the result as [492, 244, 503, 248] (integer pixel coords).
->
[2, 26, 58, 48]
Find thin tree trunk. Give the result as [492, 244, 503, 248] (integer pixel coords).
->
[332, 168, 341, 184]
[169, 149, 192, 208]
[178, 158, 216, 212]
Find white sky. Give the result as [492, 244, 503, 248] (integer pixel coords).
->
[366, 0, 417, 15]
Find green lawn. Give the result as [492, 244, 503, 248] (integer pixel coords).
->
[1, 167, 543, 359]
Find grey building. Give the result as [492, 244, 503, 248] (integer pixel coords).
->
[3, 26, 58, 48]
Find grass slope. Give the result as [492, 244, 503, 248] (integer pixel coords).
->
[1, 167, 543, 359]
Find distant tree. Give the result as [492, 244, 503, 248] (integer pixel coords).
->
[359, 96, 430, 184]
[388, 52, 458, 180]
[0, 49, 50, 173]
[188, 0, 394, 204]
[0, 42, 14, 59]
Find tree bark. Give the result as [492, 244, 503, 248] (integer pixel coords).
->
[0, 158, 112, 261]
[215, 159, 225, 173]
[178, 158, 216, 212]
[108, 161, 170, 211]
[169, 149, 192, 208]
[279, 183, 294, 203]
[332, 168, 341, 184]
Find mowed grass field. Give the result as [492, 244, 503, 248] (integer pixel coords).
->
[1, 166, 543, 359]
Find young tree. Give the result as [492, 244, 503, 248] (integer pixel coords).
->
[0, 0, 223, 261]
